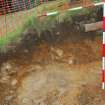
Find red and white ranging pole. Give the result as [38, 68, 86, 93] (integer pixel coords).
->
[102, 0, 105, 89]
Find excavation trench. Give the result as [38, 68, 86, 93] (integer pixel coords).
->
[0, 7, 104, 105]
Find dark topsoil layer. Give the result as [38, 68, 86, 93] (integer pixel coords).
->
[0, 6, 102, 66]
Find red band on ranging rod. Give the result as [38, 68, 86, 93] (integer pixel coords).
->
[103, 17, 105, 31]
[102, 70, 105, 82]
[102, 44, 105, 57]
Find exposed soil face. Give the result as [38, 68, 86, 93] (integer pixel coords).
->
[0, 9, 103, 105]
[0, 31, 103, 105]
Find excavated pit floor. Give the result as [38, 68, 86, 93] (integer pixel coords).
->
[17, 62, 103, 105]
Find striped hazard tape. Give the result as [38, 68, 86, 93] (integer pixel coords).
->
[37, 2, 103, 17]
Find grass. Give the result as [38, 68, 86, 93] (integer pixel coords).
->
[0, 0, 102, 52]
